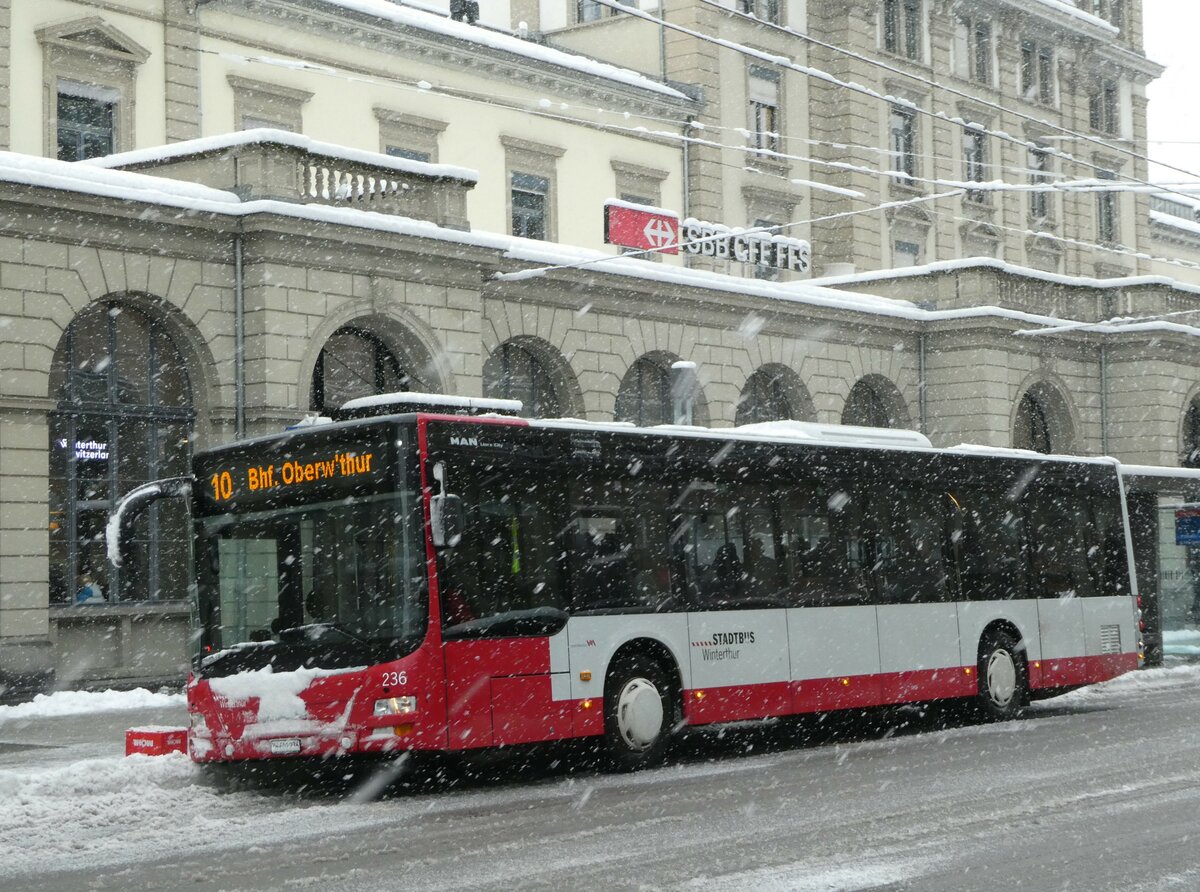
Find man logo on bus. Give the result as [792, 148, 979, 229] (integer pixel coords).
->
[450, 436, 479, 447]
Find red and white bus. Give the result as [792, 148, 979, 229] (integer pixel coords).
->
[116, 394, 1141, 769]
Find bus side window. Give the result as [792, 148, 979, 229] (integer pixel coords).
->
[780, 483, 870, 607]
[439, 468, 566, 631]
[952, 487, 1030, 601]
[1028, 486, 1098, 599]
[566, 478, 673, 613]
[870, 484, 951, 604]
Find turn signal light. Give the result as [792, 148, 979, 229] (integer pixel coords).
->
[394, 724, 414, 736]
[581, 699, 593, 710]
[579, 670, 592, 682]
[840, 678, 851, 686]
[963, 667, 973, 676]
[694, 690, 706, 700]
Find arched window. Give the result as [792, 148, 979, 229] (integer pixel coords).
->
[615, 357, 672, 426]
[1014, 391, 1053, 454]
[1184, 398, 1200, 468]
[842, 379, 893, 428]
[311, 327, 408, 414]
[483, 342, 562, 418]
[737, 367, 803, 425]
[49, 303, 193, 604]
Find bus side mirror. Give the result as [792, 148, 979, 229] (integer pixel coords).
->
[107, 477, 192, 567]
[431, 493, 464, 548]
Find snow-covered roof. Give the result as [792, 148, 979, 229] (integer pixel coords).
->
[6, 150, 1200, 343]
[1016, 0, 1118, 36]
[1150, 210, 1200, 240]
[83, 129, 479, 183]
[807, 256, 1200, 298]
[307, 0, 691, 100]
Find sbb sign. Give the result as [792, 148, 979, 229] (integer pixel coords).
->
[604, 201, 680, 254]
[603, 201, 812, 274]
[681, 220, 811, 274]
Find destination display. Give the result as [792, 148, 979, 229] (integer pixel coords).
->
[193, 427, 399, 515]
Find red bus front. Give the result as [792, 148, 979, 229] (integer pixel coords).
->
[188, 416, 455, 762]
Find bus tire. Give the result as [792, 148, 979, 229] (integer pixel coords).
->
[976, 630, 1028, 721]
[604, 653, 672, 771]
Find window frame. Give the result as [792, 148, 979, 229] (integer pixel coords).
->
[374, 108, 447, 163]
[889, 104, 918, 181]
[227, 75, 313, 133]
[748, 65, 782, 156]
[502, 136, 564, 242]
[962, 127, 987, 204]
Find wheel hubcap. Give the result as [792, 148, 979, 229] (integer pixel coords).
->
[986, 649, 1018, 708]
[616, 678, 664, 750]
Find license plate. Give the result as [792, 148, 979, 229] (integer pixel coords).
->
[269, 737, 302, 755]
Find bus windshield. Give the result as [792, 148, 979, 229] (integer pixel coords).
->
[197, 489, 426, 661]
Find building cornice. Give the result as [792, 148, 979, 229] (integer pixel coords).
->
[207, 0, 698, 119]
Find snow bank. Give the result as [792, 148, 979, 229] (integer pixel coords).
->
[0, 688, 184, 722]
[1046, 663, 1200, 706]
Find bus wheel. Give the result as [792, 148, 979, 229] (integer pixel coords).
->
[604, 654, 671, 771]
[977, 631, 1027, 721]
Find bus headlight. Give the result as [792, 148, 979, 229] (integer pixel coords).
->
[374, 696, 417, 716]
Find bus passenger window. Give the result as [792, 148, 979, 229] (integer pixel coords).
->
[952, 488, 1030, 601]
[871, 485, 951, 604]
[780, 484, 870, 607]
[1028, 488, 1098, 599]
[438, 471, 566, 632]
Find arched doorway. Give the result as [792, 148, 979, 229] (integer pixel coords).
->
[614, 356, 673, 426]
[49, 302, 194, 604]
[1183, 396, 1200, 468]
[736, 365, 814, 425]
[483, 340, 566, 418]
[1013, 381, 1074, 454]
[310, 327, 411, 414]
[842, 375, 908, 428]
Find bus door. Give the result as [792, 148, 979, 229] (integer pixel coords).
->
[435, 453, 573, 749]
[1027, 484, 1089, 686]
[870, 475, 966, 703]
[675, 482, 791, 723]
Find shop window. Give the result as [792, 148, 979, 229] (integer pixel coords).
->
[49, 304, 193, 604]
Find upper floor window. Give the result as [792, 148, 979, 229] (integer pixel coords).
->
[954, 17, 993, 86]
[749, 66, 781, 154]
[1021, 41, 1056, 106]
[1090, 79, 1120, 134]
[962, 128, 987, 203]
[512, 173, 550, 240]
[739, 0, 781, 24]
[1096, 170, 1118, 243]
[889, 105, 918, 180]
[1028, 145, 1053, 221]
[577, 0, 632, 23]
[38, 19, 150, 160]
[56, 87, 115, 161]
[752, 219, 781, 280]
[883, 0, 923, 61]
[386, 146, 431, 163]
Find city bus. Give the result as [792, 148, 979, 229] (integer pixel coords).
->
[111, 393, 1142, 770]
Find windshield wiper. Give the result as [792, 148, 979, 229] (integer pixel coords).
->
[275, 622, 367, 646]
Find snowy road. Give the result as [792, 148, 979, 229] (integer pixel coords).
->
[3, 668, 1200, 891]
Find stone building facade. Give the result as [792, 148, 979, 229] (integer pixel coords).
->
[547, 0, 1170, 282]
[1, 0, 1199, 692]
[3, 139, 1200, 691]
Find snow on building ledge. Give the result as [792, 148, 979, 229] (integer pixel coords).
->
[83, 129, 476, 230]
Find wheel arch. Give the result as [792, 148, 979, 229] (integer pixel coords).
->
[607, 637, 684, 714]
[978, 619, 1027, 656]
